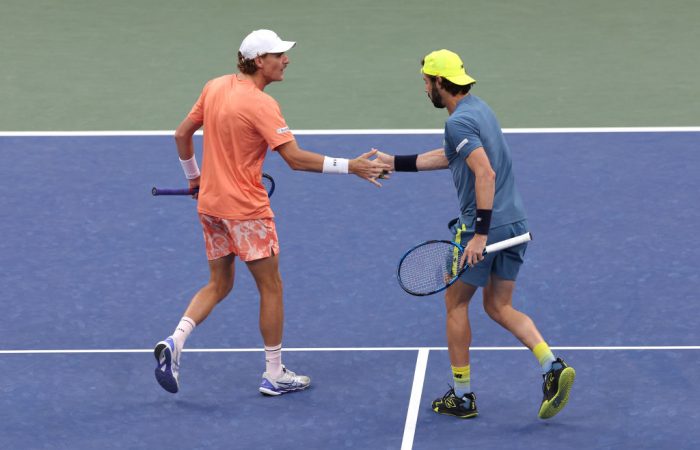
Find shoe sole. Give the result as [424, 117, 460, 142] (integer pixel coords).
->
[432, 403, 478, 419]
[154, 342, 179, 394]
[432, 409, 478, 419]
[259, 384, 310, 396]
[538, 367, 575, 419]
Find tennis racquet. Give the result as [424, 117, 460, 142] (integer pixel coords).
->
[397, 232, 532, 296]
[152, 173, 276, 197]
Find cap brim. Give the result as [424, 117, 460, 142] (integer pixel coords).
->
[445, 73, 476, 86]
[269, 40, 296, 54]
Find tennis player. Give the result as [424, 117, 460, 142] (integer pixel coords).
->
[153, 29, 390, 396]
[376, 50, 575, 419]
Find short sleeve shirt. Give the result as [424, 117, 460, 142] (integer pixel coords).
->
[187, 75, 294, 219]
[443, 95, 526, 229]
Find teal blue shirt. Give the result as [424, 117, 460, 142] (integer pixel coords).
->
[443, 94, 526, 229]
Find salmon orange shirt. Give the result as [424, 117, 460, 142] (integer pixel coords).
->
[187, 75, 294, 219]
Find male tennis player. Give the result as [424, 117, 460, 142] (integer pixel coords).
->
[153, 29, 390, 396]
[376, 49, 575, 419]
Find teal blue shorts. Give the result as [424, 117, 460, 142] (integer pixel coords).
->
[450, 219, 529, 287]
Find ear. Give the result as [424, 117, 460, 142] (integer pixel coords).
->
[254, 56, 265, 69]
[435, 76, 444, 89]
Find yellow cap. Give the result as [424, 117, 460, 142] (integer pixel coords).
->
[422, 49, 476, 86]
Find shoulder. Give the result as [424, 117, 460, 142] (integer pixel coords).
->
[200, 74, 234, 94]
[256, 89, 280, 107]
[251, 90, 283, 120]
[446, 109, 477, 132]
[205, 74, 230, 87]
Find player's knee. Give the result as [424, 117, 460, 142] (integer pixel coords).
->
[262, 274, 283, 296]
[484, 302, 508, 324]
[210, 277, 233, 300]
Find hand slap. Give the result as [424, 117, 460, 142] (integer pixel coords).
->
[350, 148, 393, 187]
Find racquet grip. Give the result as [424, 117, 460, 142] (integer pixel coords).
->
[484, 232, 532, 254]
[151, 187, 199, 196]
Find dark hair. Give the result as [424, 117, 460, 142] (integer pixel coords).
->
[420, 58, 473, 96]
[237, 51, 258, 74]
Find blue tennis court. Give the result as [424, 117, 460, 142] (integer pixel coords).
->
[1, 130, 699, 449]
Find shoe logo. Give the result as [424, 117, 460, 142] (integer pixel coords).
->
[445, 399, 456, 408]
[159, 354, 166, 365]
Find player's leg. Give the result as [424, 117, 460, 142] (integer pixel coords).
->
[154, 213, 236, 394]
[247, 254, 310, 396]
[246, 254, 284, 349]
[482, 276, 543, 348]
[445, 279, 478, 368]
[432, 279, 479, 418]
[154, 253, 235, 394]
[182, 253, 235, 323]
[484, 220, 575, 419]
[432, 223, 489, 418]
[240, 218, 309, 396]
[482, 275, 575, 418]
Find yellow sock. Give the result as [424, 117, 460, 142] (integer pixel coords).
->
[533, 342, 556, 373]
[451, 365, 471, 396]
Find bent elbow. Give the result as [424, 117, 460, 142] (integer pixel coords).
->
[173, 130, 188, 143]
[479, 168, 496, 183]
[287, 160, 304, 171]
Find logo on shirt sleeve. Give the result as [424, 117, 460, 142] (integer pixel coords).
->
[276, 126, 290, 134]
[456, 138, 469, 153]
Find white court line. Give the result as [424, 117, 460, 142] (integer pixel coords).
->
[0, 127, 699, 137]
[1, 345, 699, 354]
[401, 348, 429, 450]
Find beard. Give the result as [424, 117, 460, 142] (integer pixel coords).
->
[428, 82, 445, 109]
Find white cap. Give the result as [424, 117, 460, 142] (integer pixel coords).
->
[239, 29, 296, 59]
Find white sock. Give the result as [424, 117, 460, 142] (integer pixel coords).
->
[172, 317, 196, 352]
[264, 344, 283, 378]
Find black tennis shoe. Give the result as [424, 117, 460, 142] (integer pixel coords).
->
[538, 357, 576, 419]
[432, 387, 478, 419]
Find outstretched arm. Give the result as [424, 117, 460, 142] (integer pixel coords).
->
[374, 148, 449, 172]
[275, 139, 392, 187]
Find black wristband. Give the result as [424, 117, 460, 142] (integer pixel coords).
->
[394, 154, 418, 172]
[474, 209, 492, 235]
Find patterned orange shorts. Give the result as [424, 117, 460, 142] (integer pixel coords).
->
[198, 214, 280, 262]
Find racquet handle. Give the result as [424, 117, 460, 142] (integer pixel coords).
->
[151, 187, 199, 196]
[483, 232, 532, 254]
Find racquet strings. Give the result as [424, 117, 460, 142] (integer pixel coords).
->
[399, 241, 463, 295]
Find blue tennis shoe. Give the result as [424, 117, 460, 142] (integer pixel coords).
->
[154, 336, 180, 394]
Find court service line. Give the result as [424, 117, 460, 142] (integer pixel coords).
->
[1, 127, 699, 137]
[1, 346, 699, 354]
[401, 348, 429, 450]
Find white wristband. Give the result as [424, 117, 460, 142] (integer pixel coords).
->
[179, 155, 200, 179]
[322, 156, 349, 174]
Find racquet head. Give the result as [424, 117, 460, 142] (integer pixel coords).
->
[262, 173, 275, 197]
[397, 240, 464, 296]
